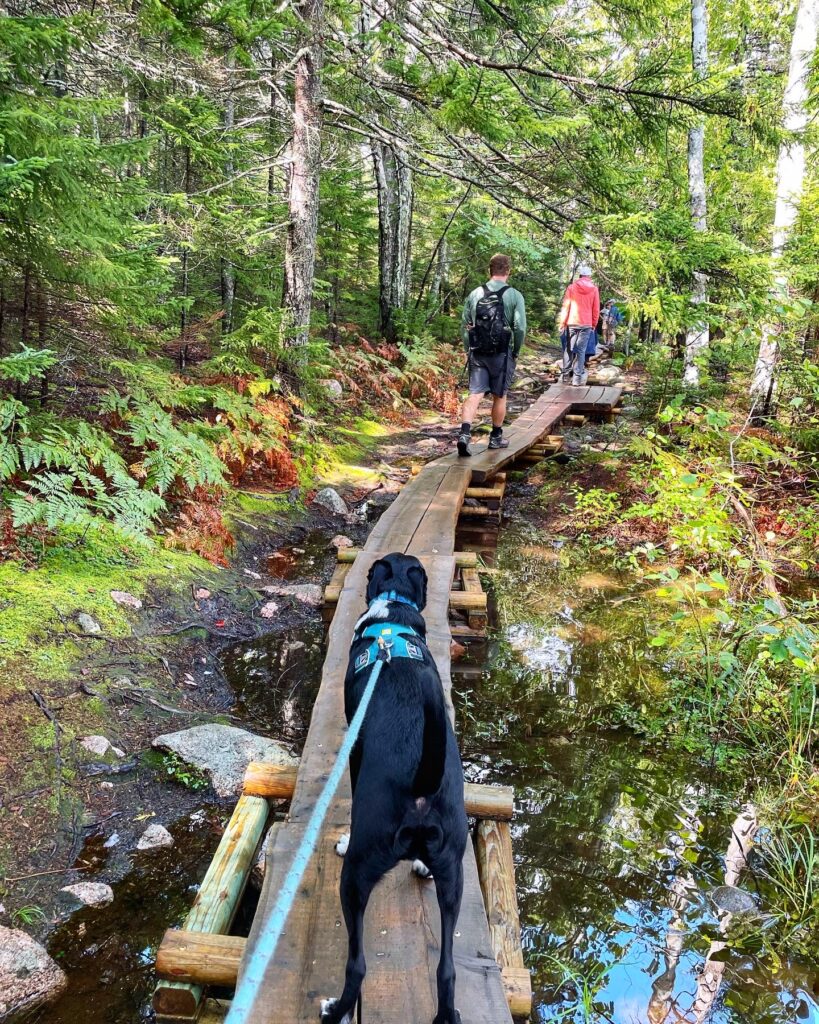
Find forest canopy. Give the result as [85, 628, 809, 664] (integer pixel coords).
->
[0, 0, 817, 553]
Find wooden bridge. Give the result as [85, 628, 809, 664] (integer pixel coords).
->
[152, 383, 623, 1024]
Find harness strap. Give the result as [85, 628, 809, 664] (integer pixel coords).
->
[354, 621, 425, 673]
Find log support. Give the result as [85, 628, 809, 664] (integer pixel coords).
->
[474, 819, 532, 1019]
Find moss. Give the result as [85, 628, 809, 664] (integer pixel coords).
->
[0, 527, 210, 679]
[230, 490, 301, 517]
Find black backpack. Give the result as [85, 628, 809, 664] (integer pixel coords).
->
[469, 285, 511, 356]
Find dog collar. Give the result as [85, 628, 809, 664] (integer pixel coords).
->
[372, 590, 419, 611]
[353, 622, 425, 674]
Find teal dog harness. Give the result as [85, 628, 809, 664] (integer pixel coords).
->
[353, 592, 425, 674]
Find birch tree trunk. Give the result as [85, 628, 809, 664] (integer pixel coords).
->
[683, 0, 709, 386]
[373, 140, 413, 341]
[282, 0, 324, 347]
[750, 0, 819, 410]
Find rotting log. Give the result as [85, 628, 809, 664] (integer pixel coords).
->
[242, 762, 514, 820]
[465, 484, 505, 501]
[448, 590, 487, 610]
[474, 818, 532, 1019]
[458, 505, 500, 519]
[337, 548, 478, 567]
[153, 793, 269, 1021]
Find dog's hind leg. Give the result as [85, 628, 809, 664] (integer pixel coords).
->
[320, 856, 377, 1024]
[430, 857, 464, 1024]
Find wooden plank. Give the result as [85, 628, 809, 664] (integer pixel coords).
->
[338, 548, 479, 568]
[323, 562, 351, 604]
[474, 819, 532, 1019]
[153, 793, 270, 1020]
[462, 567, 487, 632]
[243, 763, 514, 820]
[407, 464, 472, 556]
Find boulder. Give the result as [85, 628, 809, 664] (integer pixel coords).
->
[330, 535, 353, 550]
[77, 613, 101, 635]
[109, 591, 142, 610]
[152, 724, 297, 799]
[320, 379, 343, 401]
[136, 824, 174, 851]
[590, 365, 622, 384]
[312, 487, 348, 516]
[80, 736, 112, 758]
[0, 926, 67, 1022]
[262, 583, 323, 609]
[59, 882, 114, 909]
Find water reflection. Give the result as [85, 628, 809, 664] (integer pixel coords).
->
[454, 524, 819, 1024]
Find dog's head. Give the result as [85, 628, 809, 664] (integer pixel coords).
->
[366, 553, 427, 611]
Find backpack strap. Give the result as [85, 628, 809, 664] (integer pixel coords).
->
[494, 285, 509, 300]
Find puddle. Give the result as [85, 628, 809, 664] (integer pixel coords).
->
[266, 529, 332, 580]
[455, 521, 819, 1024]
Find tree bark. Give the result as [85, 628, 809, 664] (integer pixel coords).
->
[221, 52, 236, 336]
[750, 0, 819, 411]
[282, 0, 324, 348]
[683, 0, 709, 386]
[373, 140, 413, 341]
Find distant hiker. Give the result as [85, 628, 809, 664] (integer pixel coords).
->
[602, 299, 623, 349]
[558, 264, 600, 387]
[457, 253, 527, 457]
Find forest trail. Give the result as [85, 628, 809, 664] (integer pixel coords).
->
[153, 381, 621, 1024]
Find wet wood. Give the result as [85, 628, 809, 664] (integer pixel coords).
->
[323, 561, 351, 603]
[564, 414, 586, 425]
[461, 566, 487, 631]
[458, 505, 499, 518]
[153, 793, 269, 1020]
[474, 819, 532, 1019]
[465, 484, 505, 500]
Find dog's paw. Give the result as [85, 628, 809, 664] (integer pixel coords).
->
[335, 834, 349, 857]
[320, 998, 353, 1024]
[431, 1011, 461, 1024]
[412, 858, 434, 879]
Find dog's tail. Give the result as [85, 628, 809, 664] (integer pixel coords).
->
[411, 686, 448, 798]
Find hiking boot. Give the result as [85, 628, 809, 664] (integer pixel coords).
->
[457, 431, 472, 457]
[488, 434, 509, 450]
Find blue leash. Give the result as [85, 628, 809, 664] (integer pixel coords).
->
[226, 637, 392, 1024]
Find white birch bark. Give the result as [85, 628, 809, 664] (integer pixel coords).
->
[750, 0, 819, 409]
[683, 0, 710, 386]
[373, 141, 413, 340]
[221, 51, 236, 335]
[282, 0, 324, 347]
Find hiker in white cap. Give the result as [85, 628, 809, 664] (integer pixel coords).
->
[557, 264, 600, 386]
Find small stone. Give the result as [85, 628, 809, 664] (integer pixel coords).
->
[103, 833, 119, 848]
[243, 569, 262, 580]
[109, 591, 142, 610]
[136, 824, 174, 851]
[262, 583, 323, 608]
[331, 535, 354, 550]
[59, 882, 114, 908]
[0, 926, 67, 1020]
[321, 378, 343, 401]
[80, 735, 112, 757]
[99, 782, 114, 791]
[77, 613, 101, 635]
[312, 487, 348, 516]
[292, 547, 306, 555]
[260, 601, 279, 619]
[111, 747, 125, 759]
[194, 588, 211, 600]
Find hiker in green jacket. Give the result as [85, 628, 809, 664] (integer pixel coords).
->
[457, 253, 527, 457]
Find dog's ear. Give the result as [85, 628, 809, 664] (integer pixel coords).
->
[366, 557, 392, 602]
[406, 563, 427, 611]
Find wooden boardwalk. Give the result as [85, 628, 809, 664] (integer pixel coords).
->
[155, 382, 622, 1024]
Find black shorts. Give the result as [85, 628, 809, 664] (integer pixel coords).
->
[468, 350, 516, 398]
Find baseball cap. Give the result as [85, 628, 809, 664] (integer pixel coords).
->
[577, 264, 593, 277]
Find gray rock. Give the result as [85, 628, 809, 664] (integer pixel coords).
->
[77, 613, 101, 635]
[330, 534, 353, 550]
[136, 824, 174, 851]
[103, 833, 119, 849]
[259, 600, 279, 619]
[591, 365, 622, 384]
[152, 724, 297, 799]
[109, 590, 142, 610]
[312, 487, 348, 515]
[262, 583, 323, 609]
[80, 735, 112, 758]
[321, 379, 343, 400]
[0, 926, 67, 1022]
[59, 882, 114, 908]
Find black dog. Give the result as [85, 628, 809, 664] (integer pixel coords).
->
[320, 553, 468, 1024]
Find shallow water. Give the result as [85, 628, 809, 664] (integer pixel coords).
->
[455, 521, 819, 1024]
[34, 524, 818, 1023]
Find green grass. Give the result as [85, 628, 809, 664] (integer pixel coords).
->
[0, 527, 210, 680]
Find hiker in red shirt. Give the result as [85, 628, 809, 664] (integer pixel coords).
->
[558, 265, 600, 386]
